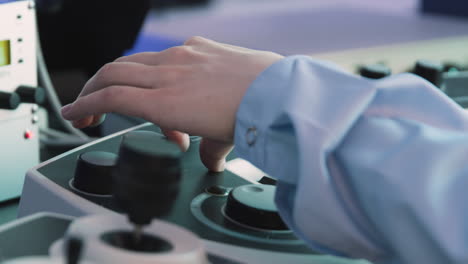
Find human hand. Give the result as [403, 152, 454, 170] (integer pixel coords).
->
[61, 36, 284, 171]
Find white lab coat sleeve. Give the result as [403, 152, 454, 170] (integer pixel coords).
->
[233, 55, 468, 264]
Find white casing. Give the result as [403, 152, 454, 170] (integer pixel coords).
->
[0, 0, 39, 201]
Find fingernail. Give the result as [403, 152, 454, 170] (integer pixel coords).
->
[61, 104, 72, 117]
[90, 114, 107, 127]
[181, 134, 190, 152]
[213, 159, 226, 172]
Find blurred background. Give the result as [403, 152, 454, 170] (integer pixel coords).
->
[35, 0, 468, 134]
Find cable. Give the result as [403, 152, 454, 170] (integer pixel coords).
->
[40, 135, 96, 147]
[36, 31, 90, 140]
[40, 127, 98, 147]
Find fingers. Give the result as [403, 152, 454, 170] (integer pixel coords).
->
[161, 128, 190, 152]
[71, 116, 95, 129]
[79, 62, 165, 98]
[115, 52, 162, 65]
[62, 85, 160, 123]
[116, 45, 202, 66]
[184, 36, 250, 53]
[199, 139, 234, 172]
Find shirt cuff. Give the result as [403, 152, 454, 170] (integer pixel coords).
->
[233, 56, 297, 175]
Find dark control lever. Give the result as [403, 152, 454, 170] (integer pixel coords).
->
[258, 175, 277, 185]
[16, 85, 46, 105]
[358, 64, 391, 79]
[0, 91, 20, 110]
[113, 130, 182, 239]
[413, 60, 444, 87]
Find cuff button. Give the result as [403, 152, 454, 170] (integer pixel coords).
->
[246, 127, 257, 146]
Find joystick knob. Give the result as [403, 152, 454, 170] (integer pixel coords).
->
[16, 85, 45, 104]
[0, 91, 20, 110]
[113, 130, 182, 226]
[413, 60, 443, 87]
[359, 64, 391, 79]
[73, 151, 117, 195]
[224, 184, 287, 230]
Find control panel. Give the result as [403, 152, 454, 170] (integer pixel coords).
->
[18, 123, 365, 264]
[0, 0, 40, 202]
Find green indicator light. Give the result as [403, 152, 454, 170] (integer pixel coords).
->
[0, 40, 11, 67]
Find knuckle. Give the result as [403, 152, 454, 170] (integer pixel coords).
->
[71, 98, 84, 111]
[184, 36, 206, 46]
[114, 56, 128, 62]
[96, 63, 116, 79]
[100, 86, 122, 101]
[169, 46, 192, 58]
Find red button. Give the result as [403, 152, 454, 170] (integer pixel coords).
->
[24, 130, 34, 139]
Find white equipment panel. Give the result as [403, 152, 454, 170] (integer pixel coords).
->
[0, 0, 39, 202]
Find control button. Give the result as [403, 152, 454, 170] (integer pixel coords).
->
[224, 184, 288, 230]
[246, 127, 257, 146]
[0, 91, 20, 110]
[258, 176, 277, 186]
[113, 130, 182, 225]
[358, 64, 391, 79]
[31, 104, 39, 113]
[413, 60, 444, 87]
[73, 151, 117, 195]
[16, 85, 45, 104]
[205, 185, 230, 196]
[31, 115, 39, 124]
[24, 130, 34, 139]
[442, 62, 462, 73]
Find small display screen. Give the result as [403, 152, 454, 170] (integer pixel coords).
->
[0, 40, 11, 67]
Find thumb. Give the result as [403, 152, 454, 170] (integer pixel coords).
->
[199, 139, 234, 172]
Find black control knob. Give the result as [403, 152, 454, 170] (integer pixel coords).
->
[359, 64, 391, 79]
[0, 91, 20, 110]
[73, 151, 118, 195]
[16, 85, 46, 104]
[413, 60, 443, 87]
[225, 184, 288, 230]
[113, 130, 182, 226]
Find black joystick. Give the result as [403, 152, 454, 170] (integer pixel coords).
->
[16, 85, 46, 105]
[359, 64, 391, 79]
[413, 60, 444, 87]
[113, 130, 182, 229]
[0, 91, 20, 110]
[73, 151, 118, 195]
[225, 184, 287, 230]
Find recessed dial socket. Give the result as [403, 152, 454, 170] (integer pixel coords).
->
[73, 151, 117, 195]
[101, 231, 173, 253]
[224, 184, 288, 230]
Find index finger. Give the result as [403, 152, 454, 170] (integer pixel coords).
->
[62, 85, 163, 124]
